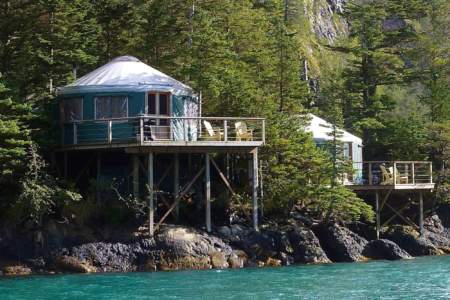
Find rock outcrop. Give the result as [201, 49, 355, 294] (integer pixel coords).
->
[2, 265, 32, 276]
[314, 223, 368, 262]
[363, 239, 412, 260]
[288, 227, 330, 263]
[383, 225, 442, 256]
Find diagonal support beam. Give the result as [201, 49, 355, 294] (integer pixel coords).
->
[155, 166, 205, 231]
[385, 202, 419, 230]
[210, 157, 236, 195]
[382, 202, 410, 227]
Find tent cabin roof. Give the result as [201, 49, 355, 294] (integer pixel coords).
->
[57, 55, 194, 96]
[305, 113, 362, 145]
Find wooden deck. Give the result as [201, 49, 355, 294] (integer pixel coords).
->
[344, 161, 434, 192]
[59, 116, 265, 152]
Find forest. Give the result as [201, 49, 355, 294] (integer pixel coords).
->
[0, 0, 448, 230]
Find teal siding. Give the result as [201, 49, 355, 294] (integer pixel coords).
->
[57, 91, 145, 145]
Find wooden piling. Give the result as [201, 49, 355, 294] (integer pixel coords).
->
[205, 153, 211, 232]
[148, 153, 154, 236]
[252, 149, 259, 231]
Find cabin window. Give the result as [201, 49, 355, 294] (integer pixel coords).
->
[343, 142, 352, 160]
[95, 96, 128, 119]
[61, 97, 83, 122]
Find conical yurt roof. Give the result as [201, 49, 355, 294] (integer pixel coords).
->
[305, 113, 362, 144]
[58, 55, 194, 96]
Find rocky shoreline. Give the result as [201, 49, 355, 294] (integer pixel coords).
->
[1, 214, 449, 276]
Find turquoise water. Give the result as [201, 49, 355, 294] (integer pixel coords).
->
[0, 256, 449, 299]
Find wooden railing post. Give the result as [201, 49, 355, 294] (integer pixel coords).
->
[393, 162, 397, 186]
[140, 117, 144, 144]
[429, 162, 433, 183]
[73, 122, 77, 145]
[107, 121, 112, 143]
[223, 120, 228, 142]
[368, 162, 373, 185]
[411, 162, 415, 184]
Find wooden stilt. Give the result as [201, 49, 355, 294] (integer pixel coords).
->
[133, 155, 139, 198]
[375, 191, 380, 240]
[205, 153, 212, 232]
[252, 149, 259, 231]
[148, 153, 154, 237]
[174, 153, 180, 221]
[419, 191, 424, 237]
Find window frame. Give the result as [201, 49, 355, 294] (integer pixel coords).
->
[60, 97, 83, 123]
[145, 92, 171, 116]
[94, 95, 129, 120]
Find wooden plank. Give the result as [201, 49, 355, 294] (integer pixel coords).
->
[205, 153, 211, 232]
[155, 166, 205, 231]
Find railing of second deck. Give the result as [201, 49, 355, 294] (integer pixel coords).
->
[344, 161, 433, 186]
[62, 116, 266, 146]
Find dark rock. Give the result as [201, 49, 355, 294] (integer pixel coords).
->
[288, 227, 330, 264]
[278, 252, 294, 266]
[2, 265, 32, 276]
[314, 224, 368, 262]
[363, 239, 412, 260]
[383, 225, 441, 256]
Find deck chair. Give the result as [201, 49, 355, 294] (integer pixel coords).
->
[235, 122, 253, 141]
[380, 165, 394, 185]
[393, 166, 408, 184]
[203, 120, 223, 141]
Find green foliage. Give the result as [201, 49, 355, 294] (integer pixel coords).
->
[7, 144, 81, 226]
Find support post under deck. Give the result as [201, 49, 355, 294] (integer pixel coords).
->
[375, 191, 380, 240]
[173, 153, 180, 221]
[252, 149, 259, 231]
[148, 153, 154, 236]
[419, 191, 424, 237]
[205, 153, 212, 232]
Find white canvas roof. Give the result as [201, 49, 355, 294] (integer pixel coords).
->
[58, 55, 194, 96]
[305, 113, 362, 144]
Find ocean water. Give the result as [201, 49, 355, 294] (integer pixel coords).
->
[0, 256, 449, 300]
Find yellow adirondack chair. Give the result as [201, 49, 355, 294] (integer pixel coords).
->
[380, 165, 393, 185]
[235, 121, 253, 141]
[203, 120, 223, 141]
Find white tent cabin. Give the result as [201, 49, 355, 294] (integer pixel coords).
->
[305, 113, 363, 183]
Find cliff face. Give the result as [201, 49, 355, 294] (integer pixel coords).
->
[304, 0, 348, 44]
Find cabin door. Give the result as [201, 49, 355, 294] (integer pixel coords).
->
[146, 92, 171, 140]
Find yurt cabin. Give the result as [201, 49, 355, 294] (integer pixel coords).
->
[55, 55, 265, 234]
[57, 55, 199, 145]
[305, 113, 363, 183]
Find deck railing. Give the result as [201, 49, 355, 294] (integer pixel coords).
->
[344, 161, 433, 186]
[61, 115, 266, 146]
